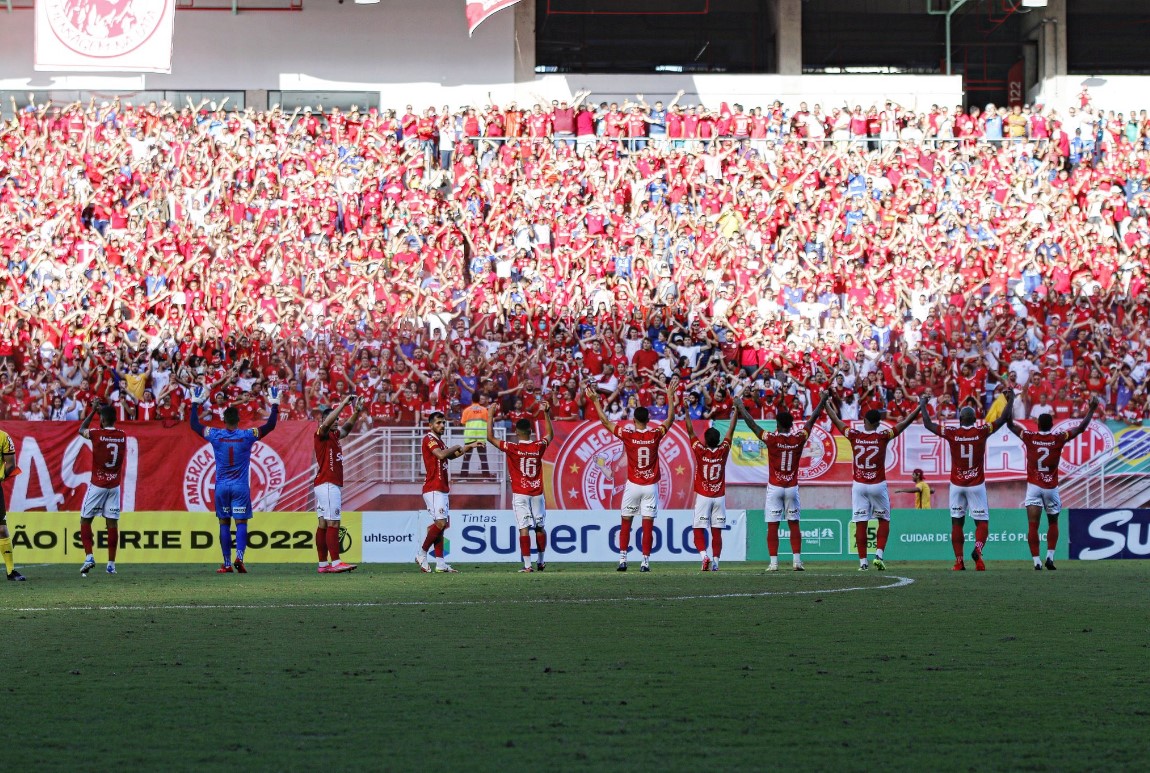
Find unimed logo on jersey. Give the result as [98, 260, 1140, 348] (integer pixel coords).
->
[44, 0, 168, 58]
[183, 443, 287, 512]
[1053, 420, 1114, 473]
[552, 424, 693, 510]
[798, 425, 837, 481]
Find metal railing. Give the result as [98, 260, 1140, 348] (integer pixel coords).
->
[269, 425, 510, 513]
[1059, 425, 1150, 510]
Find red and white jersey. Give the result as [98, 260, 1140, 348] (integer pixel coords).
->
[845, 427, 894, 484]
[765, 431, 809, 488]
[88, 427, 127, 488]
[940, 423, 993, 486]
[1020, 429, 1071, 489]
[422, 432, 450, 493]
[613, 424, 667, 485]
[691, 439, 731, 498]
[313, 429, 344, 487]
[497, 437, 549, 496]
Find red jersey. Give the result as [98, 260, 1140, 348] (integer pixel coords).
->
[422, 432, 450, 493]
[497, 438, 549, 496]
[691, 439, 731, 498]
[846, 427, 894, 484]
[88, 427, 127, 488]
[940, 423, 993, 486]
[765, 431, 809, 488]
[313, 429, 344, 487]
[1020, 429, 1071, 489]
[613, 424, 667, 485]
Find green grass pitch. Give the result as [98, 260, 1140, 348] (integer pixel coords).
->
[3, 561, 1149, 771]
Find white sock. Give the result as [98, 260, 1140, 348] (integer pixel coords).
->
[860, 558, 868, 566]
[538, 551, 545, 563]
[793, 553, 802, 564]
[641, 556, 650, 566]
[875, 548, 884, 559]
[769, 557, 778, 567]
[712, 557, 719, 568]
[1033, 556, 1042, 566]
[620, 551, 627, 561]
[319, 561, 329, 568]
[435, 557, 446, 568]
[85, 554, 94, 562]
[1046, 549, 1055, 560]
[523, 558, 531, 568]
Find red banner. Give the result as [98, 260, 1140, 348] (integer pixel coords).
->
[466, 0, 522, 36]
[2, 420, 314, 513]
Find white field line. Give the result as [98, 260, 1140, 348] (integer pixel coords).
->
[6, 574, 914, 613]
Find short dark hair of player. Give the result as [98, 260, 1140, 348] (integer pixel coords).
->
[427, 411, 446, 423]
[776, 411, 794, 432]
[1037, 413, 1054, 432]
[515, 418, 533, 435]
[912, 468, 924, 480]
[99, 406, 116, 426]
[634, 406, 650, 424]
[223, 406, 240, 426]
[959, 406, 976, 426]
[704, 427, 721, 448]
[864, 409, 882, 426]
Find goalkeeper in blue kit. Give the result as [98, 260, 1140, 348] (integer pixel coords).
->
[189, 381, 280, 573]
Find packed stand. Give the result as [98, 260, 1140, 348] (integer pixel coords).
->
[1, 90, 1149, 430]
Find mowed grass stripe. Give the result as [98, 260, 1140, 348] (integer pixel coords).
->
[3, 563, 1148, 771]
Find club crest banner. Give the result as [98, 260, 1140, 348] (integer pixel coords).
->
[466, 0, 521, 36]
[35, 0, 176, 73]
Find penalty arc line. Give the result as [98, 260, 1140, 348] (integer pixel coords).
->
[6, 574, 915, 613]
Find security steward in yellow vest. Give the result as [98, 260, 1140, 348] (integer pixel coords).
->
[459, 393, 491, 477]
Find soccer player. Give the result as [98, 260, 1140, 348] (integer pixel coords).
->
[684, 410, 737, 572]
[188, 383, 280, 574]
[415, 411, 485, 573]
[0, 425, 23, 581]
[1006, 393, 1099, 570]
[314, 394, 365, 574]
[78, 401, 127, 577]
[486, 400, 554, 572]
[894, 468, 934, 509]
[736, 394, 828, 571]
[585, 377, 678, 572]
[921, 395, 1012, 571]
[826, 401, 922, 571]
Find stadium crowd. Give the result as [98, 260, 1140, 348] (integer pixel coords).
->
[1, 91, 1149, 429]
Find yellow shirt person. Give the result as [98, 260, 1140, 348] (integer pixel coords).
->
[895, 469, 933, 509]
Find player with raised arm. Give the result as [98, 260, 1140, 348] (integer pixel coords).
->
[78, 401, 127, 577]
[1006, 392, 1099, 570]
[684, 407, 737, 572]
[921, 395, 1012, 571]
[188, 381, 280, 574]
[585, 377, 678, 572]
[736, 394, 829, 571]
[415, 411, 485, 573]
[826, 401, 922, 570]
[314, 394, 366, 574]
[487, 400, 554, 572]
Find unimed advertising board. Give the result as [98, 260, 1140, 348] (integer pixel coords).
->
[361, 510, 748, 563]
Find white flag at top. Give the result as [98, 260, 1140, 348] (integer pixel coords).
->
[466, 0, 522, 37]
[35, 0, 176, 73]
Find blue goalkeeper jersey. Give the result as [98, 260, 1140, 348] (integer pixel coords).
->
[207, 427, 262, 484]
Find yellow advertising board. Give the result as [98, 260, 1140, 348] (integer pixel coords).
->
[3, 512, 362, 564]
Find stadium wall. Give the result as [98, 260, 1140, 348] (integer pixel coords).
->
[0, 1, 960, 110]
[1030, 75, 1150, 113]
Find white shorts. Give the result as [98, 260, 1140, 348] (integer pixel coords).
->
[949, 483, 989, 521]
[512, 493, 546, 530]
[315, 482, 342, 521]
[423, 491, 450, 522]
[81, 485, 121, 520]
[621, 481, 658, 519]
[851, 482, 890, 522]
[1022, 483, 1062, 515]
[764, 484, 801, 522]
[692, 495, 726, 528]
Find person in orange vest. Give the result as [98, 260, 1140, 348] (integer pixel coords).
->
[460, 393, 492, 478]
